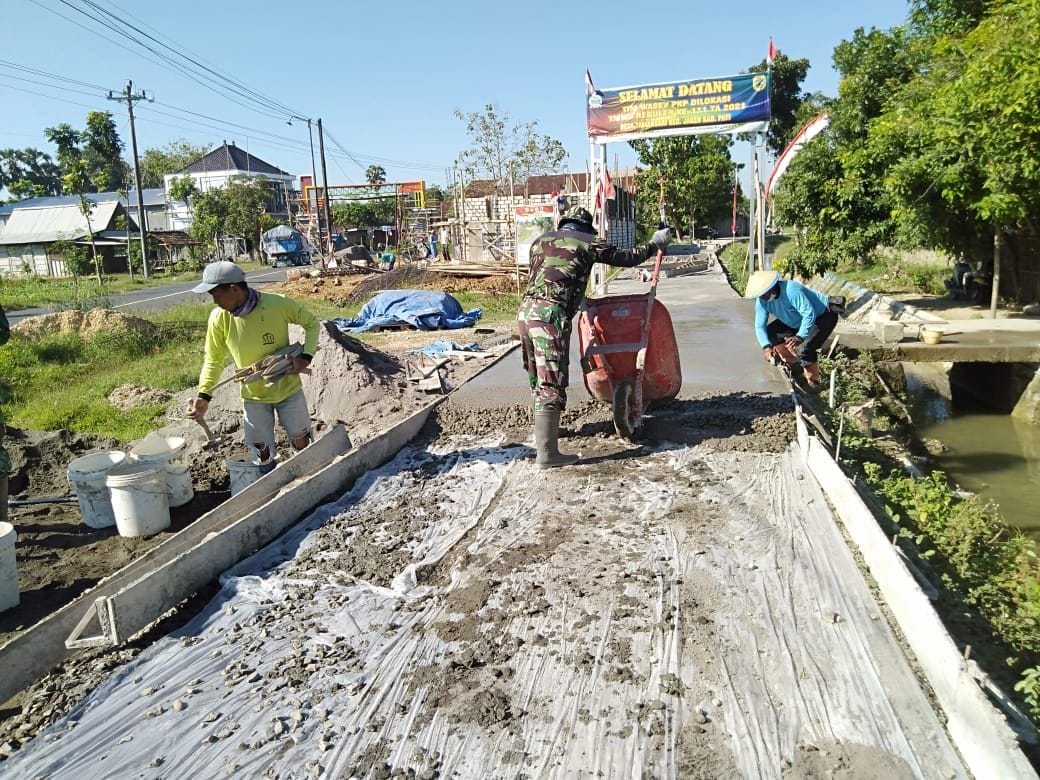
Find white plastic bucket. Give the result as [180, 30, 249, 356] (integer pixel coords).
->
[105, 462, 170, 538]
[129, 435, 194, 507]
[165, 462, 194, 507]
[0, 522, 18, 613]
[67, 451, 127, 528]
[227, 459, 261, 496]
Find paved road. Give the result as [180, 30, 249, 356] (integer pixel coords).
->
[6, 267, 293, 325]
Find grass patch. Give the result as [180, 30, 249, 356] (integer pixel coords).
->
[836, 249, 950, 296]
[0, 290, 519, 442]
[819, 351, 1040, 725]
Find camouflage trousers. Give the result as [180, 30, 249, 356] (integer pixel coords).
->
[517, 302, 571, 412]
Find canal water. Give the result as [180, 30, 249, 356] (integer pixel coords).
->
[906, 364, 1040, 540]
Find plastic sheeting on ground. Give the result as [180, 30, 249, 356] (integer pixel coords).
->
[331, 289, 481, 333]
[410, 340, 480, 359]
[6, 437, 967, 779]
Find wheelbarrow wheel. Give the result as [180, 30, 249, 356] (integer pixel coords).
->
[612, 379, 639, 440]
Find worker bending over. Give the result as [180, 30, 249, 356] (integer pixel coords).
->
[518, 206, 671, 468]
[187, 261, 320, 474]
[744, 269, 839, 388]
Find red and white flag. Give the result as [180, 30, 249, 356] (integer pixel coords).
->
[767, 37, 777, 65]
[594, 165, 614, 210]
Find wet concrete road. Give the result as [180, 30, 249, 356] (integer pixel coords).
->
[453, 259, 788, 408]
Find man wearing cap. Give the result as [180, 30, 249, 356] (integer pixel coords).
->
[187, 261, 320, 474]
[518, 205, 671, 467]
[744, 269, 838, 387]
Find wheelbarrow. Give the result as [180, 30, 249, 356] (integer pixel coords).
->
[577, 249, 682, 439]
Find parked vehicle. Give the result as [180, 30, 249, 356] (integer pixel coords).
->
[261, 224, 310, 267]
[944, 260, 992, 303]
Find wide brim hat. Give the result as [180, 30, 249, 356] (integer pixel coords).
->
[744, 270, 781, 299]
[192, 261, 246, 293]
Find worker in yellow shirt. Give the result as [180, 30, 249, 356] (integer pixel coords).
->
[186, 261, 320, 474]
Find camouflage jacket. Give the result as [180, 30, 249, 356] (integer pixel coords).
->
[520, 229, 655, 320]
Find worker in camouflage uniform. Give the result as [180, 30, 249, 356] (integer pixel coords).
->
[518, 205, 671, 467]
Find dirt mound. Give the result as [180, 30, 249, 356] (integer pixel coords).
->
[12, 309, 158, 340]
[269, 266, 518, 309]
[106, 384, 173, 412]
[5, 428, 121, 497]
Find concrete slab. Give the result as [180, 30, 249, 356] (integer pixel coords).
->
[452, 259, 788, 409]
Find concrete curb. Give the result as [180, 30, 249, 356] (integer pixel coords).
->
[795, 407, 1038, 778]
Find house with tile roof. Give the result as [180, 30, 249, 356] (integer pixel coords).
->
[163, 142, 295, 231]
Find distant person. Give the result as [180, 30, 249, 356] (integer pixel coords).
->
[186, 261, 320, 475]
[744, 270, 839, 388]
[380, 250, 396, 271]
[439, 227, 452, 262]
[518, 205, 670, 467]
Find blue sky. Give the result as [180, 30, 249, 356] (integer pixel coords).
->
[2, 0, 911, 190]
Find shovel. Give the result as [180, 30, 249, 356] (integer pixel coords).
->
[193, 416, 227, 450]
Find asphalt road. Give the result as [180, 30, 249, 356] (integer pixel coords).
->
[6, 267, 293, 325]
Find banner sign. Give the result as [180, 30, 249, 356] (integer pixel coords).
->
[514, 205, 555, 265]
[587, 73, 771, 143]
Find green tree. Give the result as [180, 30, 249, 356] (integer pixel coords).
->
[191, 177, 272, 260]
[748, 52, 811, 156]
[630, 135, 735, 240]
[81, 111, 126, 192]
[50, 235, 92, 282]
[0, 148, 61, 200]
[139, 140, 209, 188]
[769, 26, 919, 275]
[454, 104, 565, 192]
[43, 123, 82, 184]
[365, 165, 387, 185]
[62, 160, 104, 284]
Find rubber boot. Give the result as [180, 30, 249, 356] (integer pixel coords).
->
[258, 458, 278, 476]
[534, 410, 579, 469]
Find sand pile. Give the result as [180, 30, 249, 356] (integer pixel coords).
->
[106, 383, 173, 412]
[12, 309, 157, 340]
[303, 322, 430, 444]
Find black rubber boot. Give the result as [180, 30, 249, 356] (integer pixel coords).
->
[534, 410, 579, 469]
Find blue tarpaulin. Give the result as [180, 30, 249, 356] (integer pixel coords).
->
[332, 290, 482, 334]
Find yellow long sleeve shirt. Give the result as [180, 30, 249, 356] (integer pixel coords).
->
[197, 292, 320, 403]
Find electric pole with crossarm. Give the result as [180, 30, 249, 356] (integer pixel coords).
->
[108, 81, 152, 278]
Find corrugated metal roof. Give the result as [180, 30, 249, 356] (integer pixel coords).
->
[0, 188, 165, 216]
[0, 201, 120, 245]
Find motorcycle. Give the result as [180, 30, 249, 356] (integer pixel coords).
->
[944, 261, 992, 304]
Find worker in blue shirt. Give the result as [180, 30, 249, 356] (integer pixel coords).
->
[744, 270, 839, 387]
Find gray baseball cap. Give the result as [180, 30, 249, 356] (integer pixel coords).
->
[192, 261, 246, 293]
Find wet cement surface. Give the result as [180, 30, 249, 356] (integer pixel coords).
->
[453, 261, 788, 409]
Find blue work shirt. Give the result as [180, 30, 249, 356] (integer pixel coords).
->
[754, 280, 831, 347]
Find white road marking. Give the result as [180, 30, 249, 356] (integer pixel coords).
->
[111, 272, 284, 309]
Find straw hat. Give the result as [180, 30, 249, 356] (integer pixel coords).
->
[744, 270, 780, 299]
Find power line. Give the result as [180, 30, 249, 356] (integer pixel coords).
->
[57, 0, 303, 121]
[51, 0, 289, 122]
[0, 58, 109, 91]
[0, 78, 104, 111]
[0, 69, 105, 99]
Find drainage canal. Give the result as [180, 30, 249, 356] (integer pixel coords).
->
[905, 361, 1040, 542]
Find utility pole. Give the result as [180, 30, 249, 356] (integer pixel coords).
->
[108, 81, 151, 278]
[316, 118, 333, 265]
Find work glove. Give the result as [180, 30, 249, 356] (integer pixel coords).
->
[784, 335, 803, 350]
[762, 345, 775, 364]
[651, 227, 671, 249]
